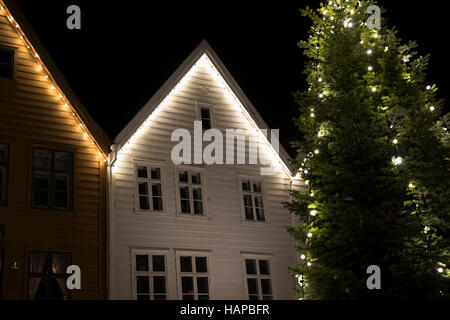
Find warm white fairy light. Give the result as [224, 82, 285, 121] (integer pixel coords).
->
[301, 254, 306, 260]
[307, 232, 313, 238]
[393, 157, 403, 166]
[368, 66, 373, 71]
[437, 267, 444, 273]
[367, 49, 373, 55]
[307, 262, 312, 267]
[311, 113, 315, 118]
[1, 1, 106, 162]
[310, 210, 317, 217]
[372, 87, 377, 92]
[429, 106, 435, 111]
[314, 149, 320, 154]
[426, 85, 431, 90]
[393, 139, 398, 144]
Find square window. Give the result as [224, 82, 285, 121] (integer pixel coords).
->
[180, 256, 192, 273]
[151, 168, 161, 180]
[179, 171, 189, 183]
[245, 259, 257, 275]
[242, 180, 251, 192]
[181, 276, 194, 294]
[153, 276, 166, 294]
[191, 173, 201, 185]
[137, 166, 148, 178]
[136, 276, 150, 294]
[136, 255, 149, 272]
[259, 260, 270, 275]
[0, 48, 14, 79]
[261, 279, 272, 295]
[197, 277, 209, 294]
[152, 197, 163, 211]
[152, 255, 165, 272]
[247, 278, 258, 295]
[139, 196, 150, 210]
[139, 183, 149, 196]
[195, 257, 208, 273]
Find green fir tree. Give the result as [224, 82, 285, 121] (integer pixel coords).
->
[285, 0, 450, 299]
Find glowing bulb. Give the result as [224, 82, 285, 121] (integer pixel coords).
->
[310, 192, 314, 197]
[311, 113, 315, 118]
[79, 123, 83, 127]
[300, 254, 306, 260]
[360, 40, 364, 44]
[310, 210, 317, 217]
[348, 22, 353, 28]
[318, 77, 323, 82]
[372, 87, 377, 92]
[304, 170, 309, 174]
[314, 149, 320, 154]
[385, 46, 389, 52]
[408, 183, 414, 188]
[350, 9, 355, 14]
[437, 268, 444, 273]
[319, 93, 324, 98]
[430, 106, 435, 111]
[34, 53, 39, 58]
[323, 10, 327, 15]
[426, 85, 431, 90]
[307, 262, 312, 267]
[393, 157, 403, 166]
[307, 232, 313, 238]
[368, 66, 373, 71]
[50, 85, 55, 89]
[83, 133, 88, 138]
[393, 139, 398, 144]
[367, 49, 372, 55]
[373, 33, 378, 38]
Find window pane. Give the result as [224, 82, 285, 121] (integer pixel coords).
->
[54, 175, 68, 209]
[195, 257, 208, 273]
[180, 256, 192, 272]
[137, 294, 150, 300]
[0, 49, 13, 64]
[192, 188, 202, 200]
[259, 260, 270, 275]
[255, 196, 264, 208]
[139, 183, 149, 196]
[139, 196, 150, 210]
[180, 187, 189, 199]
[181, 276, 194, 294]
[243, 194, 252, 207]
[181, 200, 190, 213]
[242, 180, 251, 192]
[253, 181, 262, 193]
[33, 149, 52, 169]
[136, 255, 149, 272]
[153, 276, 166, 294]
[152, 197, 163, 211]
[0, 144, 8, 162]
[0, 64, 12, 79]
[152, 184, 162, 197]
[152, 255, 165, 272]
[247, 278, 259, 294]
[136, 276, 150, 294]
[197, 277, 209, 294]
[261, 279, 272, 295]
[193, 201, 203, 215]
[51, 254, 71, 274]
[245, 259, 257, 275]
[54, 152, 71, 171]
[201, 108, 210, 120]
[151, 168, 161, 180]
[179, 171, 189, 183]
[256, 208, 265, 221]
[137, 166, 148, 178]
[191, 173, 201, 185]
[245, 207, 254, 220]
[202, 119, 211, 130]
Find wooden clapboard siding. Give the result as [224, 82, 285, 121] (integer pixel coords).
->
[0, 7, 108, 300]
[109, 51, 298, 300]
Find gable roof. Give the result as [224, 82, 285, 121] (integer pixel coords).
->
[114, 39, 295, 176]
[1, 0, 111, 155]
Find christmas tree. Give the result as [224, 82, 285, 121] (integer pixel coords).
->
[285, 0, 450, 299]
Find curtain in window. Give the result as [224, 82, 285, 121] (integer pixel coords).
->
[51, 254, 70, 299]
[29, 252, 47, 299]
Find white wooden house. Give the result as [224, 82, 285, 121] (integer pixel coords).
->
[107, 40, 300, 300]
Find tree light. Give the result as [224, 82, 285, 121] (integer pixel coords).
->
[437, 267, 444, 273]
[393, 157, 403, 166]
[314, 149, 320, 154]
[372, 87, 377, 92]
[301, 254, 306, 260]
[426, 85, 431, 90]
[319, 93, 324, 98]
[307, 232, 313, 238]
[318, 77, 323, 82]
[393, 139, 398, 144]
[367, 49, 373, 55]
[429, 106, 435, 111]
[307, 262, 312, 267]
[310, 210, 317, 217]
[311, 113, 315, 118]
[368, 66, 373, 71]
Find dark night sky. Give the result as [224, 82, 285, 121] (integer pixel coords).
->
[13, 0, 450, 156]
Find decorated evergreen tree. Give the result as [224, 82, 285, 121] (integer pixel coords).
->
[285, 0, 450, 299]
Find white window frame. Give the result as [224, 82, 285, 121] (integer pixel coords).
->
[196, 101, 215, 130]
[133, 161, 166, 214]
[175, 250, 212, 300]
[175, 167, 208, 217]
[238, 176, 267, 223]
[131, 249, 169, 300]
[241, 254, 274, 300]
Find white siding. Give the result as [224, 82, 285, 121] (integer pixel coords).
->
[109, 59, 297, 300]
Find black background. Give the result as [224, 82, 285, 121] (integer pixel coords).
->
[14, 0, 450, 156]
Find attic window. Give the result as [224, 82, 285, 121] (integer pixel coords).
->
[0, 47, 14, 80]
[201, 108, 212, 130]
[197, 102, 214, 130]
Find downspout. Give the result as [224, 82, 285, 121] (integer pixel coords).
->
[106, 144, 117, 299]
